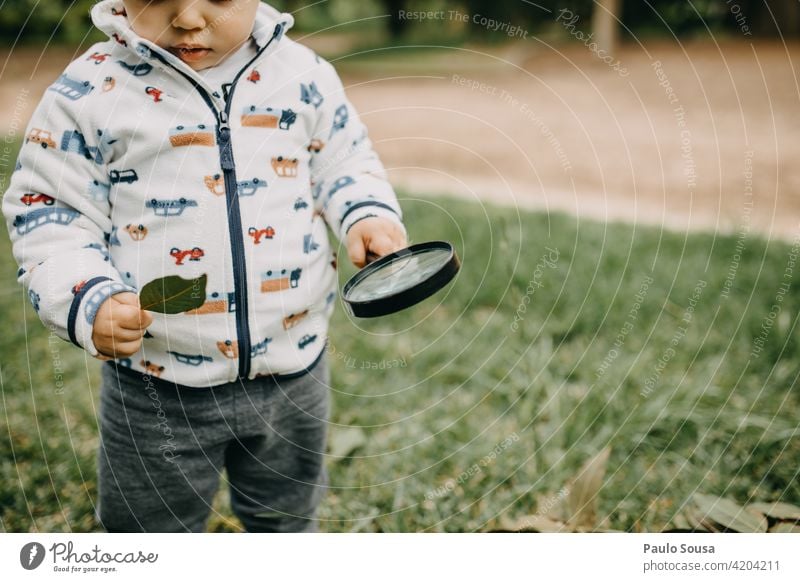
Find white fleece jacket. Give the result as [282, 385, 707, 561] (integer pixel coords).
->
[2, 0, 405, 387]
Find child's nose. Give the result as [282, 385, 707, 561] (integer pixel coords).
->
[171, 0, 208, 31]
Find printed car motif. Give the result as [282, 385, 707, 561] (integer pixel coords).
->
[237, 177, 268, 197]
[293, 197, 309, 211]
[60, 130, 105, 164]
[169, 124, 215, 147]
[204, 174, 225, 196]
[260, 268, 302, 292]
[303, 234, 319, 254]
[28, 289, 41, 312]
[217, 339, 238, 359]
[13, 207, 79, 235]
[298, 334, 317, 349]
[169, 246, 204, 265]
[167, 351, 213, 366]
[248, 226, 275, 244]
[102, 76, 115, 92]
[330, 104, 349, 138]
[282, 309, 309, 330]
[271, 156, 299, 178]
[251, 337, 272, 356]
[20, 193, 55, 206]
[307, 138, 325, 153]
[26, 128, 56, 149]
[104, 226, 121, 246]
[48, 74, 94, 101]
[109, 169, 138, 184]
[241, 105, 297, 130]
[87, 179, 111, 201]
[145, 197, 199, 216]
[327, 175, 355, 199]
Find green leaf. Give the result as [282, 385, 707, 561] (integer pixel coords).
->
[691, 493, 768, 533]
[139, 274, 207, 314]
[747, 502, 800, 521]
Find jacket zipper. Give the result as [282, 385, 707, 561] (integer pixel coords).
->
[147, 29, 280, 380]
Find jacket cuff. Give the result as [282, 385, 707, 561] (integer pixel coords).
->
[339, 201, 406, 242]
[68, 277, 137, 357]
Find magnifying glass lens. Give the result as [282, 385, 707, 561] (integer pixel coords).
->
[347, 248, 452, 302]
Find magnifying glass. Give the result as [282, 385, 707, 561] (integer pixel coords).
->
[342, 241, 460, 318]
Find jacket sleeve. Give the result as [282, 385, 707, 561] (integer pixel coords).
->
[309, 58, 406, 243]
[1, 79, 136, 358]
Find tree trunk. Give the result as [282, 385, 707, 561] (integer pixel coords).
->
[592, 0, 622, 54]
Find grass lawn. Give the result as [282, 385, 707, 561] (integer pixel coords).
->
[1, 183, 799, 532]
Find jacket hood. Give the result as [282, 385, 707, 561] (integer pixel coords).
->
[91, 0, 294, 75]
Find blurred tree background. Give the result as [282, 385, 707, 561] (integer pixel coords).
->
[1, 0, 797, 47]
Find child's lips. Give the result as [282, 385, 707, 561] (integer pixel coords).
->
[170, 45, 211, 63]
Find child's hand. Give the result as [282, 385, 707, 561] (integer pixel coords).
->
[345, 217, 407, 268]
[92, 292, 153, 359]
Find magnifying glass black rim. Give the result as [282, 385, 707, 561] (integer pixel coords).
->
[342, 240, 460, 318]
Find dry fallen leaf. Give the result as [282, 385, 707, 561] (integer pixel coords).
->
[565, 447, 611, 530]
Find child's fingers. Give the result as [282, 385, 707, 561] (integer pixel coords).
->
[368, 232, 400, 258]
[113, 304, 151, 331]
[347, 236, 367, 268]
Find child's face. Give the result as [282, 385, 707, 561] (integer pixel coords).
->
[122, 0, 260, 70]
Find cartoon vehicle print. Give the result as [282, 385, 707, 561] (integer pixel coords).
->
[145, 86, 163, 102]
[111, 6, 127, 16]
[60, 130, 104, 164]
[20, 193, 55, 206]
[240, 105, 297, 130]
[247, 69, 260, 83]
[112, 33, 127, 47]
[120, 271, 137, 288]
[140, 360, 165, 377]
[84, 242, 111, 262]
[311, 181, 324, 200]
[330, 104, 349, 138]
[71, 279, 88, 295]
[303, 234, 319, 254]
[326, 290, 336, 305]
[125, 223, 148, 241]
[26, 128, 56, 149]
[251, 337, 272, 356]
[237, 177, 268, 197]
[248, 226, 275, 244]
[169, 124, 215, 147]
[260, 267, 302, 292]
[48, 73, 94, 101]
[294, 197, 309, 211]
[102, 76, 115, 92]
[167, 351, 213, 366]
[204, 174, 225, 196]
[271, 156, 299, 178]
[84, 282, 130, 325]
[145, 197, 198, 216]
[282, 309, 309, 330]
[300, 82, 323, 109]
[169, 246, 204, 265]
[117, 60, 153, 77]
[13, 207, 79, 235]
[87, 52, 111, 65]
[104, 226, 121, 246]
[298, 334, 318, 349]
[186, 291, 236, 314]
[28, 289, 41, 312]
[88, 179, 111, 202]
[307, 139, 325, 153]
[217, 339, 238, 359]
[327, 175, 355, 199]
[109, 169, 138, 184]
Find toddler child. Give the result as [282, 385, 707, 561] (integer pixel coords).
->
[2, 0, 407, 532]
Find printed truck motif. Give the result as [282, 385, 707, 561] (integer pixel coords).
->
[185, 291, 236, 314]
[300, 82, 323, 109]
[248, 226, 275, 244]
[168, 351, 213, 366]
[271, 156, 298, 178]
[260, 268, 302, 292]
[170, 246, 204, 265]
[241, 105, 297, 130]
[146, 197, 199, 216]
[169, 124, 215, 147]
[237, 177, 268, 197]
[20, 193, 55, 206]
[13, 207, 79, 235]
[109, 169, 138, 184]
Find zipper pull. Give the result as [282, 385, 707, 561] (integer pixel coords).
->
[218, 114, 234, 170]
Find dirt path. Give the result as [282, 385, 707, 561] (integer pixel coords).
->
[2, 39, 798, 240]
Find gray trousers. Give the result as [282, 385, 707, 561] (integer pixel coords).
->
[95, 353, 330, 532]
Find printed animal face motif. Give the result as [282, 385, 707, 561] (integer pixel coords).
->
[125, 223, 148, 241]
[217, 339, 238, 359]
[140, 359, 165, 377]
